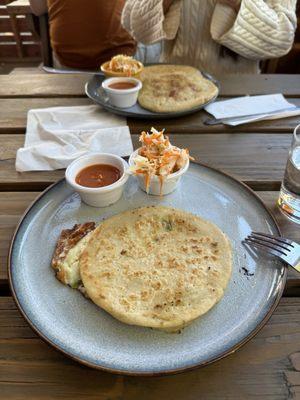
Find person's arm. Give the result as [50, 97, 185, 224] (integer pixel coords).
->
[121, 0, 182, 45]
[29, 0, 47, 16]
[211, 0, 297, 60]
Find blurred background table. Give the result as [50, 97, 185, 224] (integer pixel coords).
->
[0, 73, 300, 400]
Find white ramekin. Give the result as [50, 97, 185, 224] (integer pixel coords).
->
[102, 77, 142, 108]
[65, 153, 129, 207]
[129, 149, 189, 196]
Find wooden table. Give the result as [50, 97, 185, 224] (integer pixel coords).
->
[1, 73, 300, 399]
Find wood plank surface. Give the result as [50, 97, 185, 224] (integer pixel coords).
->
[1, 191, 299, 288]
[0, 42, 40, 59]
[219, 74, 300, 97]
[0, 133, 291, 190]
[0, 191, 38, 284]
[0, 296, 299, 399]
[129, 103, 300, 134]
[1, 97, 300, 134]
[0, 74, 90, 98]
[0, 15, 29, 32]
[0, 98, 92, 134]
[6, 0, 31, 14]
[1, 72, 300, 399]
[0, 32, 33, 42]
[0, 74, 299, 98]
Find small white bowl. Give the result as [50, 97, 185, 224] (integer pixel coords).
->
[129, 149, 189, 196]
[102, 77, 142, 108]
[65, 153, 129, 207]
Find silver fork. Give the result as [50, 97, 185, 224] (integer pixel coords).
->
[243, 232, 300, 273]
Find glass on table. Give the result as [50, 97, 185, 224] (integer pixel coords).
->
[278, 124, 300, 223]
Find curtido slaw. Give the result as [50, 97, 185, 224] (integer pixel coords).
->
[130, 128, 193, 192]
[108, 55, 141, 76]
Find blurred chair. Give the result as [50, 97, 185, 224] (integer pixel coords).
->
[6, 0, 52, 66]
[2, 0, 41, 63]
[261, 59, 279, 74]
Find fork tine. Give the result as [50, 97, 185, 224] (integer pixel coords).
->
[243, 239, 285, 259]
[246, 236, 288, 255]
[252, 231, 294, 246]
[244, 237, 287, 258]
[249, 233, 292, 252]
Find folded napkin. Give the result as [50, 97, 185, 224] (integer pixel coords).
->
[16, 105, 133, 171]
[204, 94, 299, 126]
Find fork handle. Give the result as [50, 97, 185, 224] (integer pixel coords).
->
[43, 66, 104, 76]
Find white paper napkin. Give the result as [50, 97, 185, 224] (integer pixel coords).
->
[15, 105, 133, 171]
[204, 94, 298, 126]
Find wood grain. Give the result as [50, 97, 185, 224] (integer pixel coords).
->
[0, 296, 299, 399]
[6, 0, 31, 14]
[0, 74, 89, 98]
[0, 191, 38, 284]
[0, 191, 299, 288]
[0, 98, 92, 134]
[0, 74, 299, 98]
[1, 72, 300, 399]
[219, 74, 300, 98]
[0, 133, 292, 190]
[129, 100, 300, 134]
[0, 98, 300, 135]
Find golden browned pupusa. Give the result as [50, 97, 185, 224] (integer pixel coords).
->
[79, 206, 232, 332]
[138, 65, 218, 113]
[51, 222, 96, 288]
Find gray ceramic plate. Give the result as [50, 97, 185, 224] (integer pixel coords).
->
[9, 162, 285, 375]
[85, 68, 219, 119]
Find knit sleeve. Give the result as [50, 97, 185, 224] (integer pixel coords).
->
[210, 0, 297, 60]
[121, 0, 182, 45]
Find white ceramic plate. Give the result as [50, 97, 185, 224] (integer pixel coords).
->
[9, 162, 285, 375]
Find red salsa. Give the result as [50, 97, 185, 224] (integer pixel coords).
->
[108, 81, 136, 90]
[75, 164, 121, 188]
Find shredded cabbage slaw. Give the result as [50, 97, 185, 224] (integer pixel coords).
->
[130, 128, 193, 193]
[107, 55, 141, 76]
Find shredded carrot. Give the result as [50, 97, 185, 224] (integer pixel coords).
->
[107, 55, 140, 76]
[145, 174, 151, 192]
[130, 127, 194, 192]
[158, 175, 164, 196]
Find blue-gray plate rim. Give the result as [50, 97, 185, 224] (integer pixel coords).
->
[85, 66, 219, 119]
[8, 161, 286, 376]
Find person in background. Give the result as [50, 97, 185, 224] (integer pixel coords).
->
[122, 0, 297, 77]
[29, 0, 137, 69]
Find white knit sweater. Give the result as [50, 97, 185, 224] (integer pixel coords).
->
[122, 0, 297, 76]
